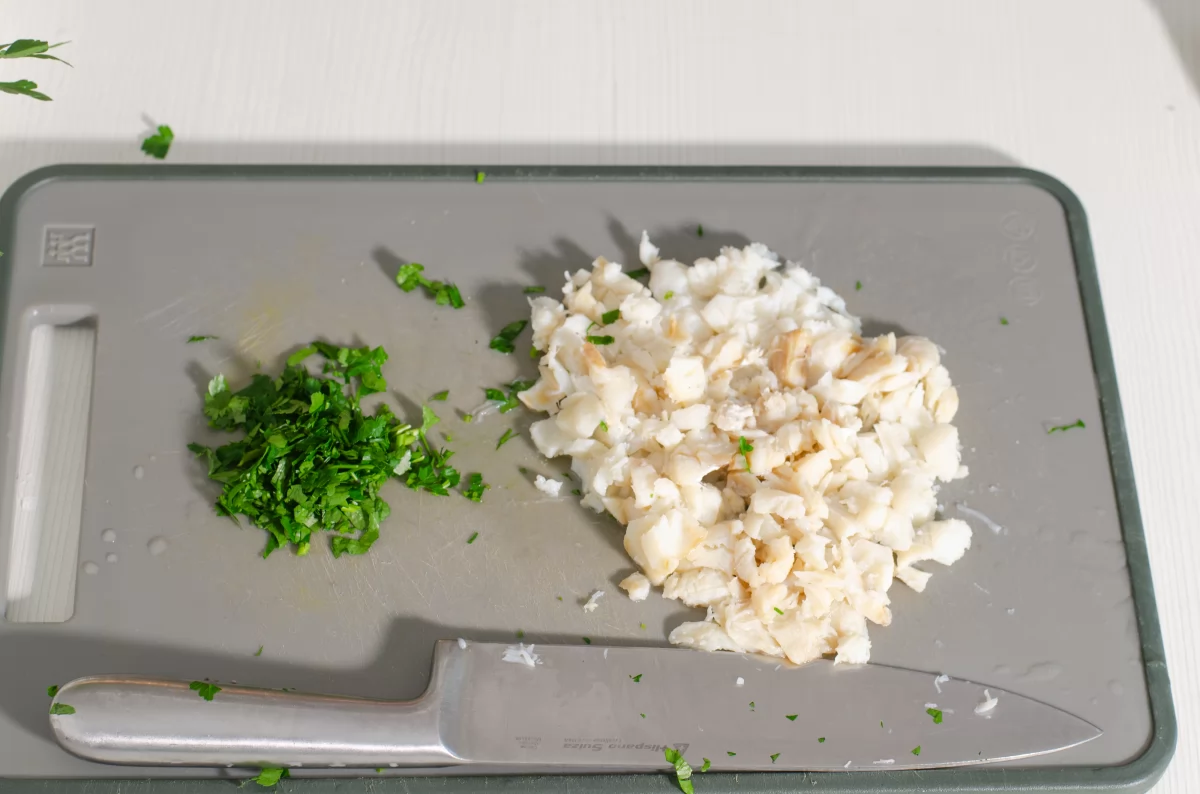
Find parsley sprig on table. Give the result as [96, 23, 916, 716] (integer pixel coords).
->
[0, 39, 70, 101]
[395, 262, 465, 308]
[189, 341, 475, 560]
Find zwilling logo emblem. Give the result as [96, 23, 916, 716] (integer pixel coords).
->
[43, 226, 95, 266]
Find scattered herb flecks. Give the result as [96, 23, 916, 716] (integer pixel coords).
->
[601, 309, 620, 325]
[467, 531, 480, 544]
[489, 320, 528, 354]
[395, 263, 465, 308]
[586, 335, 615, 346]
[926, 707, 943, 724]
[189, 681, 221, 701]
[46, 685, 59, 697]
[49, 703, 75, 715]
[629, 674, 642, 683]
[187, 335, 218, 343]
[1048, 419, 1085, 434]
[463, 473, 489, 502]
[141, 125, 175, 159]
[484, 379, 535, 414]
[664, 747, 694, 794]
[497, 428, 516, 449]
[912, 745, 922, 756]
[188, 343, 471, 559]
[786, 714, 797, 721]
[253, 767, 289, 787]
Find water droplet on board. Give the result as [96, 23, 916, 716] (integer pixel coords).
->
[147, 537, 169, 556]
[1109, 680, 1125, 696]
[1018, 662, 1063, 683]
[133, 465, 145, 480]
[82, 561, 99, 575]
[101, 529, 117, 543]
[105, 552, 118, 563]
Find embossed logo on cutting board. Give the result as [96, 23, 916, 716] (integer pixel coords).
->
[42, 225, 95, 267]
[1001, 211, 1041, 306]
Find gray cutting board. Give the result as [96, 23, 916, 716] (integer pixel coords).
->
[0, 167, 1163, 781]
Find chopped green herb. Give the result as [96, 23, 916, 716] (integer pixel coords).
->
[664, 747, 694, 794]
[187, 335, 218, 343]
[639, 622, 646, 629]
[467, 531, 479, 544]
[738, 436, 754, 470]
[881, 720, 884, 728]
[376, 768, 384, 774]
[463, 414, 474, 423]
[463, 473, 489, 502]
[49, 703, 75, 715]
[254, 645, 263, 657]
[926, 707, 943, 724]
[601, 309, 620, 325]
[571, 488, 581, 495]
[629, 674, 643, 682]
[484, 387, 507, 402]
[516, 630, 525, 639]
[475, 171, 486, 184]
[1000, 317, 1009, 325]
[252, 767, 289, 787]
[431, 390, 449, 401]
[855, 280, 863, 291]
[598, 420, 608, 432]
[727, 751, 736, 756]
[1048, 419, 1085, 434]
[912, 745, 922, 756]
[189, 681, 221, 701]
[749, 701, 756, 710]
[626, 267, 650, 279]
[663, 291, 675, 300]
[489, 320, 528, 353]
[46, 685, 59, 697]
[557, 596, 563, 601]
[530, 345, 541, 359]
[700, 758, 711, 773]
[141, 125, 175, 159]
[697, 225, 704, 237]
[394, 263, 465, 309]
[786, 714, 797, 721]
[770, 752, 780, 763]
[586, 335, 615, 345]
[189, 343, 464, 559]
[497, 428, 516, 449]
[774, 607, 784, 615]
[818, 737, 825, 743]
[640, 713, 646, 718]
[524, 285, 546, 294]
[582, 637, 592, 644]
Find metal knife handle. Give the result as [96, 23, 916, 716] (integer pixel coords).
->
[49, 676, 457, 768]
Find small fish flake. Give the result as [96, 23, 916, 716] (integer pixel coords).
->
[735, 677, 745, 686]
[583, 590, 605, 613]
[457, 638, 467, 650]
[501, 643, 541, 667]
[975, 688, 999, 715]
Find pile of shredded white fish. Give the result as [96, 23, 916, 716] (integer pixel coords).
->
[518, 234, 971, 665]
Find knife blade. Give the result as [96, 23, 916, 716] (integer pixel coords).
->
[50, 639, 1099, 771]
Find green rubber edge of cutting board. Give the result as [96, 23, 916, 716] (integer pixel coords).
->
[0, 164, 1176, 794]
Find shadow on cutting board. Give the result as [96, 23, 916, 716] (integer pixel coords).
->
[0, 615, 681, 745]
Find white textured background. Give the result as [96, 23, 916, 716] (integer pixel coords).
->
[1, 0, 1197, 789]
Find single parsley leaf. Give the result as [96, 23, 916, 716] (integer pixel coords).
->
[463, 473, 488, 502]
[855, 280, 863, 291]
[187, 335, 218, 343]
[664, 290, 674, 300]
[582, 637, 592, 644]
[785, 714, 797, 721]
[254, 645, 263, 657]
[749, 701, 755, 710]
[699, 758, 711, 773]
[1048, 419, 1085, 434]
[489, 320, 528, 354]
[467, 531, 479, 544]
[431, 390, 449, 401]
[475, 171, 486, 184]
[586, 335, 614, 345]
[516, 629, 525, 639]
[496, 428, 516, 449]
[640, 712, 646, 718]
[394, 263, 465, 309]
[697, 224, 704, 237]
[253, 767, 289, 787]
[664, 747, 694, 794]
[524, 285, 546, 294]
[189, 681, 221, 701]
[141, 125, 175, 159]
[629, 674, 642, 682]
[0, 39, 70, 63]
[395, 262, 427, 292]
[770, 752, 780, 763]
[46, 685, 59, 697]
[484, 387, 507, 401]
[926, 707, 943, 724]
[598, 420, 608, 432]
[818, 737, 825, 743]
[626, 267, 650, 279]
[912, 745, 922, 756]
[49, 703, 75, 715]
[1000, 316, 1009, 325]
[727, 751, 736, 756]
[600, 309, 620, 324]
[774, 606, 784, 615]
[0, 79, 51, 100]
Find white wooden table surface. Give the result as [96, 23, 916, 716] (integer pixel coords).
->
[1, 0, 1197, 789]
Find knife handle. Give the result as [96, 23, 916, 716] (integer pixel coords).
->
[49, 676, 457, 768]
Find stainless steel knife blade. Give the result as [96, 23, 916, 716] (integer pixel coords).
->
[51, 640, 1100, 771]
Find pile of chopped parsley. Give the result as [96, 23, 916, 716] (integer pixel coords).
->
[188, 341, 480, 559]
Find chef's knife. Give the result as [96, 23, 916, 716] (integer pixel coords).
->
[50, 640, 1099, 771]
